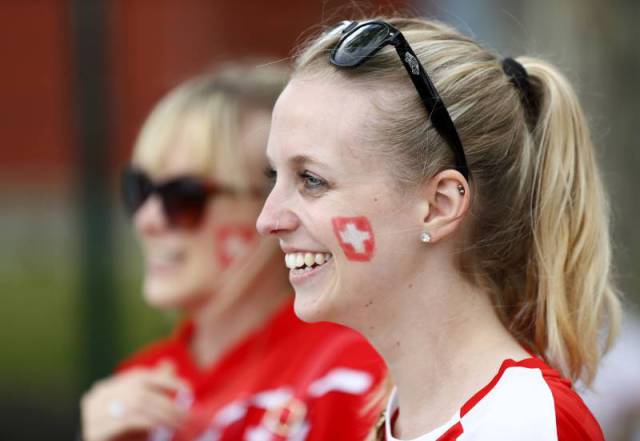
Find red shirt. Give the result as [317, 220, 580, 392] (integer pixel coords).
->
[118, 300, 386, 440]
[384, 357, 603, 441]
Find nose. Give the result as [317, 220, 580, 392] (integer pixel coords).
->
[256, 190, 299, 236]
[133, 195, 169, 236]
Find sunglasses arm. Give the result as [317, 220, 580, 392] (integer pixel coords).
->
[391, 35, 469, 180]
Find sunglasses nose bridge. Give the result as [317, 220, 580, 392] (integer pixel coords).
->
[133, 193, 171, 234]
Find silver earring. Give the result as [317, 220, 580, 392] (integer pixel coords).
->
[457, 184, 465, 195]
[420, 231, 432, 243]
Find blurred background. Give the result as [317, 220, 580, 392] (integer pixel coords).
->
[1, 0, 638, 439]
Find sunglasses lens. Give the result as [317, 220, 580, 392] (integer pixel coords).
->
[122, 168, 153, 216]
[332, 23, 389, 66]
[162, 179, 209, 228]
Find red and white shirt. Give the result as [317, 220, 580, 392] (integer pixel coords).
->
[117, 299, 386, 441]
[384, 357, 603, 440]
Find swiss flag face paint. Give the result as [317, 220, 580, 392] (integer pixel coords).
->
[332, 216, 375, 262]
[215, 225, 257, 268]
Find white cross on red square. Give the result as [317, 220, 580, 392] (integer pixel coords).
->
[215, 225, 257, 268]
[331, 216, 375, 261]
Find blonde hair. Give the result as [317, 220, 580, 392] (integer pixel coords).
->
[132, 61, 289, 191]
[294, 17, 620, 385]
[131, 61, 289, 305]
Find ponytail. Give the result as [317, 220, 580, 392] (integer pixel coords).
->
[293, 16, 621, 386]
[520, 57, 621, 383]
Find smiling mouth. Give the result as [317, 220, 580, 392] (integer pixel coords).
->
[147, 249, 186, 268]
[284, 252, 333, 273]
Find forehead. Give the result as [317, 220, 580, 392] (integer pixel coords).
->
[267, 75, 383, 172]
[145, 116, 210, 179]
[137, 108, 271, 186]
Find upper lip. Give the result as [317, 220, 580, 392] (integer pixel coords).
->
[280, 244, 330, 254]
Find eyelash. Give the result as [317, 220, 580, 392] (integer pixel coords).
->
[298, 170, 327, 192]
[264, 166, 328, 194]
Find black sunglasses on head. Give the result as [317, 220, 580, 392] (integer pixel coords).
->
[329, 20, 469, 180]
[122, 166, 239, 229]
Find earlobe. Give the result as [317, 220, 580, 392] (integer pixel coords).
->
[420, 231, 432, 243]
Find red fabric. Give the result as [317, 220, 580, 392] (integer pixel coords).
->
[385, 357, 603, 441]
[117, 300, 386, 440]
[437, 422, 463, 441]
[454, 357, 604, 441]
[542, 367, 605, 441]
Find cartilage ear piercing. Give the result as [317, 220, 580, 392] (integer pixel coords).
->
[420, 231, 432, 243]
[457, 184, 465, 195]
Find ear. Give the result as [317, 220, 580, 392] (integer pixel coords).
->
[420, 170, 470, 243]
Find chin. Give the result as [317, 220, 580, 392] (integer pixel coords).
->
[143, 289, 182, 310]
[142, 278, 203, 311]
[291, 282, 344, 324]
[292, 296, 322, 323]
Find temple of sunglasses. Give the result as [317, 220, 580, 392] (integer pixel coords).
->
[329, 20, 469, 180]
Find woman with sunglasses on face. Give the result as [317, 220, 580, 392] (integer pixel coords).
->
[80, 63, 385, 441]
[257, 18, 621, 441]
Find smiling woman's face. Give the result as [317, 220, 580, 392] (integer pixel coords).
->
[134, 110, 271, 310]
[257, 76, 426, 325]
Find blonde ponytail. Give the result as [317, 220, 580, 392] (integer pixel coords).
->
[293, 17, 621, 386]
[520, 57, 620, 383]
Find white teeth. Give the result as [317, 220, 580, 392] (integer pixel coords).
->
[148, 250, 182, 265]
[283, 252, 332, 270]
[304, 253, 315, 267]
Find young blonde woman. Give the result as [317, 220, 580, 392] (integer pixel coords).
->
[80, 63, 385, 441]
[257, 18, 621, 440]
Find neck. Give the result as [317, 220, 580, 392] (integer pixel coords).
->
[357, 256, 529, 439]
[188, 253, 291, 368]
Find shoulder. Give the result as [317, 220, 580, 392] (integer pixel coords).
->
[543, 371, 604, 441]
[293, 322, 386, 433]
[115, 323, 187, 373]
[249, 306, 387, 440]
[116, 338, 178, 372]
[460, 358, 603, 441]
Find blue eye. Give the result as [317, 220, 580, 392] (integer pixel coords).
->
[299, 171, 327, 191]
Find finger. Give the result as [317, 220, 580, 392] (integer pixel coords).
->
[99, 399, 173, 441]
[121, 366, 186, 394]
[83, 409, 153, 441]
[135, 390, 187, 428]
[115, 412, 158, 437]
[118, 388, 186, 429]
[142, 368, 190, 394]
[155, 359, 176, 374]
[82, 375, 167, 441]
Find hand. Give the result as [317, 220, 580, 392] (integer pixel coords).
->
[80, 362, 189, 441]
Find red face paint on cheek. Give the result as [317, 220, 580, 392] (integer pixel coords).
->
[214, 225, 258, 268]
[331, 216, 375, 262]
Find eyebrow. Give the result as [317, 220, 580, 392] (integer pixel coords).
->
[289, 154, 327, 168]
[266, 152, 330, 171]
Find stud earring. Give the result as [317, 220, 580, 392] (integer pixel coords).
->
[420, 231, 432, 243]
[457, 184, 465, 195]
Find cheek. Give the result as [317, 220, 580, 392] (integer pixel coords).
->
[214, 224, 259, 268]
[331, 216, 376, 262]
